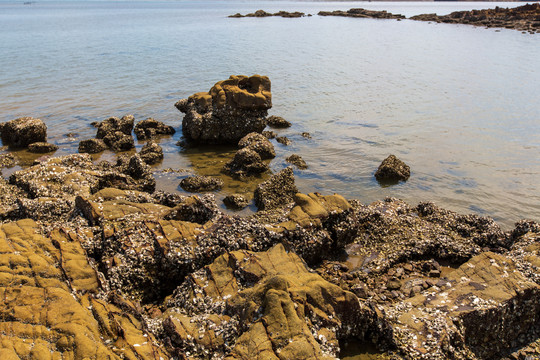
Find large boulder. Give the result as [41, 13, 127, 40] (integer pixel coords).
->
[175, 75, 272, 144]
[0, 117, 47, 148]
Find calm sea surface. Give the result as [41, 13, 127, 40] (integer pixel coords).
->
[1, 0, 539, 228]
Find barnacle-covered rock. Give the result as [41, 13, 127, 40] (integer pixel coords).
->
[374, 154, 410, 183]
[175, 75, 272, 144]
[222, 147, 269, 178]
[27, 141, 58, 153]
[139, 141, 164, 165]
[180, 175, 223, 192]
[95, 115, 135, 151]
[0, 117, 47, 148]
[254, 167, 297, 210]
[238, 132, 275, 159]
[163, 243, 388, 359]
[134, 117, 175, 140]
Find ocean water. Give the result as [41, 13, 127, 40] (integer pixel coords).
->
[1, 0, 539, 228]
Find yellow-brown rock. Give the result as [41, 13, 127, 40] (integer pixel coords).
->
[0, 219, 168, 360]
[165, 243, 381, 359]
[175, 75, 272, 144]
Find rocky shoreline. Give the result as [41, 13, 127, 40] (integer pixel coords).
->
[1, 77, 540, 359]
[230, 4, 540, 33]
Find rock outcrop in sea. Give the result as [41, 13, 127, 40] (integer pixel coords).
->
[175, 75, 272, 144]
[411, 3, 540, 33]
[318, 8, 406, 20]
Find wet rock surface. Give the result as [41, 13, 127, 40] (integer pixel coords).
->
[254, 167, 297, 211]
[139, 141, 164, 165]
[237, 132, 275, 159]
[0, 117, 47, 148]
[134, 117, 176, 140]
[176, 75, 272, 144]
[222, 147, 269, 178]
[223, 194, 250, 209]
[27, 141, 58, 153]
[286, 153, 308, 169]
[319, 8, 406, 20]
[411, 3, 540, 33]
[374, 154, 410, 183]
[266, 115, 292, 128]
[180, 175, 224, 192]
[78, 138, 108, 154]
[95, 115, 135, 151]
[1, 149, 540, 359]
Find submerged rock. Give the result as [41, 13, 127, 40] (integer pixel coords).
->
[134, 117, 175, 140]
[180, 175, 223, 192]
[0, 117, 47, 148]
[175, 75, 272, 144]
[374, 154, 410, 183]
[276, 136, 291, 145]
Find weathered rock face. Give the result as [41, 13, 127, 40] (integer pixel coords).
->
[134, 117, 175, 140]
[411, 3, 540, 33]
[254, 167, 297, 210]
[374, 154, 410, 183]
[163, 243, 387, 359]
[175, 75, 272, 144]
[0, 117, 47, 148]
[95, 115, 135, 151]
[0, 219, 169, 360]
[139, 141, 164, 165]
[238, 132, 276, 159]
[115, 154, 156, 192]
[386, 252, 540, 359]
[180, 175, 223, 192]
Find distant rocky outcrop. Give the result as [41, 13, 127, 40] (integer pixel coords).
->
[229, 10, 306, 18]
[175, 75, 272, 144]
[318, 8, 406, 20]
[411, 3, 540, 33]
[0, 117, 47, 148]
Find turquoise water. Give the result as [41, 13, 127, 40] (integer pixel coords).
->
[1, 1, 539, 227]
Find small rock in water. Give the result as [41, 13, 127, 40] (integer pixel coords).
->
[223, 194, 250, 209]
[180, 175, 223, 192]
[286, 154, 307, 169]
[27, 142, 58, 154]
[139, 141, 164, 165]
[266, 115, 291, 128]
[0, 117, 47, 148]
[78, 138, 108, 154]
[276, 136, 291, 146]
[374, 154, 410, 183]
